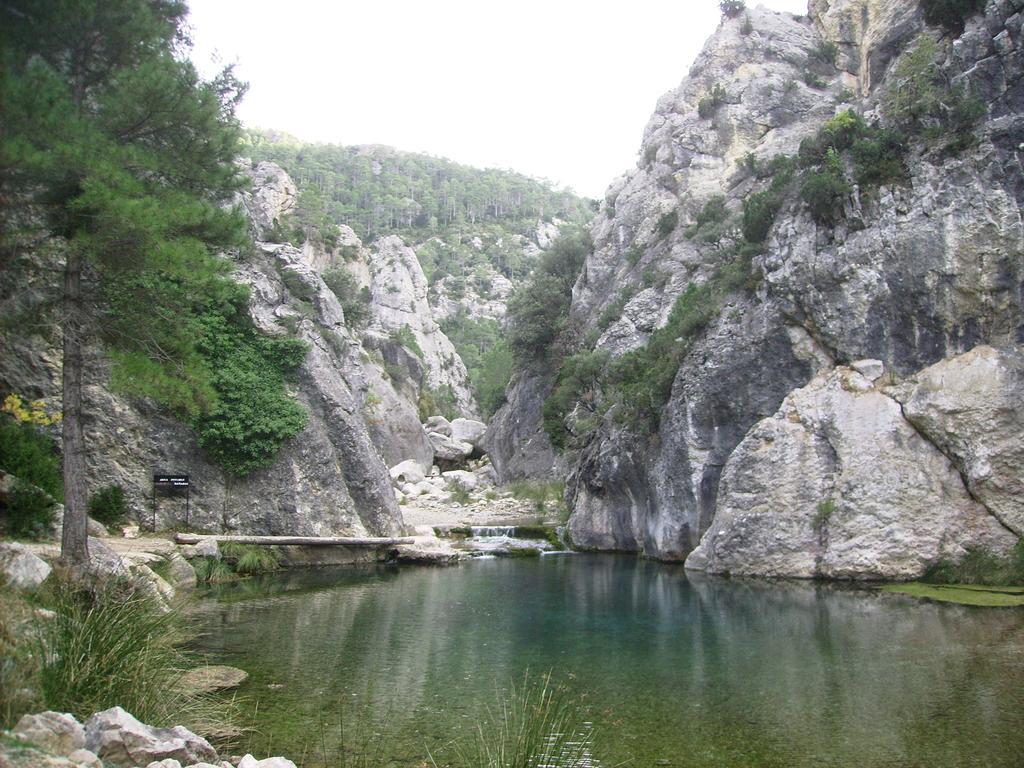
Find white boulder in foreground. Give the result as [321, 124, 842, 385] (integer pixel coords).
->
[0, 542, 51, 590]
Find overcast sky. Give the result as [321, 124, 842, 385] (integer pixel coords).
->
[187, 1, 808, 198]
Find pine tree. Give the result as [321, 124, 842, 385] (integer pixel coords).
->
[0, 1, 248, 567]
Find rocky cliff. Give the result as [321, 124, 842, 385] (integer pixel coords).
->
[490, 0, 1024, 577]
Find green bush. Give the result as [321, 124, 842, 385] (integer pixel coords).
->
[809, 40, 839, 68]
[87, 485, 128, 528]
[922, 540, 1024, 585]
[542, 350, 611, 448]
[800, 149, 852, 225]
[697, 84, 728, 119]
[507, 228, 591, 367]
[220, 542, 282, 575]
[389, 324, 424, 360]
[193, 557, 235, 584]
[657, 210, 679, 238]
[719, 0, 746, 18]
[322, 268, 371, 331]
[418, 382, 459, 422]
[191, 312, 309, 477]
[1, 479, 56, 539]
[0, 417, 62, 501]
[921, 0, 985, 34]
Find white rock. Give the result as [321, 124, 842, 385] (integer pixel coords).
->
[891, 345, 1024, 536]
[132, 563, 175, 606]
[450, 418, 487, 447]
[145, 760, 182, 768]
[84, 707, 218, 767]
[0, 542, 52, 590]
[180, 539, 220, 560]
[67, 748, 102, 768]
[14, 711, 86, 755]
[122, 524, 140, 539]
[424, 416, 452, 436]
[851, 359, 885, 382]
[86, 516, 108, 538]
[686, 366, 1016, 579]
[166, 554, 197, 589]
[428, 432, 473, 462]
[441, 471, 478, 492]
[389, 460, 425, 485]
[237, 755, 298, 768]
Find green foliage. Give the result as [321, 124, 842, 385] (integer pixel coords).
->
[37, 577, 235, 734]
[220, 542, 282, 575]
[809, 41, 839, 68]
[507, 228, 591, 367]
[697, 84, 729, 119]
[657, 210, 679, 238]
[87, 485, 127, 528]
[740, 15, 754, 35]
[243, 131, 593, 245]
[811, 498, 836, 538]
[389, 324, 424, 360]
[884, 36, 986, 150]
[542, 350, 611, 448]
[850, 127, 908, 186]
[508, 481, 567, 516]
[1, 479, 56, 540]
[449, 486, 473, 505]
[921, 0, 986, 34]
[685, 195, 731, 243]
[449, 672, 600, 768]
[189, 308, 309, 477]
[193, 557, 235, 584]
[418, 382, 459, 422]
[803, 71, 827, 89]
[800, 149, 852, 225]
[0, 417, 62, 501]
[719, 0, 746, 18]
[922, 540, 1024, 586]
[439, 314, 513, 418]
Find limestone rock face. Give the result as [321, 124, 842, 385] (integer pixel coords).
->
[237, 160, 297, 238]
[84, 707, 218, 768]
[508, 0, 1024, 575]
[366, 235, 476, 415]
[0, 162, 406, 538]
[891, 346, 1024, 536]
[483, 373, 561, 483]
[685, 366, 1016, 579]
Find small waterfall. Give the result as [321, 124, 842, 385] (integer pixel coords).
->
[470, 526, 517, 537]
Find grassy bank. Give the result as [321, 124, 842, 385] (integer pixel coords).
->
[881, 583, 1024, 607]
[0, 573, 238, 742]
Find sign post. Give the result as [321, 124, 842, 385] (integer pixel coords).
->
[152, 473, 191, 530]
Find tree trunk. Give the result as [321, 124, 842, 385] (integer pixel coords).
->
[61, 247, 90, 567]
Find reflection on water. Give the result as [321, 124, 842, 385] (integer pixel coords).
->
[191, 556, 1024, 768]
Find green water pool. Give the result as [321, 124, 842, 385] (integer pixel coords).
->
[190, 554, 1024, 767]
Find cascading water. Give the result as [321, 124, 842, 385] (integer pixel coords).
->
[454, 525, 565, 557]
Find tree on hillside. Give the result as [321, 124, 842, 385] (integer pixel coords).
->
[0, 0, 249, 568]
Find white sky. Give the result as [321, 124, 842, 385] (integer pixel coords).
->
[187, 1, 809, 199]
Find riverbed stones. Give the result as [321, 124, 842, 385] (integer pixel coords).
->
[0, 542, 51, 590]
[14, 711, 86, 755]
[84, 707, 218, 767]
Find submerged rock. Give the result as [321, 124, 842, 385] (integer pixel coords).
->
[176, 665, 249, 694]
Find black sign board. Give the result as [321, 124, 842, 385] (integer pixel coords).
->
[154, 474, 190, 489]
[152, 473, 191, 530]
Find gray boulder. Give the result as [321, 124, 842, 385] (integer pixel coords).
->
[86, 538, 129, 579]
[450, 418, 487, 447]
[166, 554, 197, 590]
[424, 415, 452, 436]
[427, 432, 473, 462]
[14, 711, 86, 755]
[0, 542, 51, 590]
[180, 539, 219, 560]
[84, 707, 218, 767]
[441, 470, 478, 492]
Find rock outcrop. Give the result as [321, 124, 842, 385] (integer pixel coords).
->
[685, 364, 1016, 578]
[491, 0, 1024, 576]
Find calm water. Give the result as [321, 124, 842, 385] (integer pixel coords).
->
[190, 555, 1024, 768]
